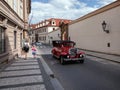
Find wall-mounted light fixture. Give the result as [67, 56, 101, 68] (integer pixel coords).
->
[102, 21, 109, 33]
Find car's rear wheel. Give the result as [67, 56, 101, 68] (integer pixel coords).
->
[60, 56, 65, 65]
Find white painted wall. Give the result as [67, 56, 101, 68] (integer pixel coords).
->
[47, 29, 60, 44]
[69, 5, 120, 55]
[47, 27, 59, 32]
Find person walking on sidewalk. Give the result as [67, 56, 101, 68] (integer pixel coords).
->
[22, 39, 30, 59]
[31, 45, 37, 58]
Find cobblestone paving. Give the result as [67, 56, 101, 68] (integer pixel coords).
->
[0, 58, 46, 90]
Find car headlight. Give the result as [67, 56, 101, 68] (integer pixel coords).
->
[80, 54, 84, 58]
[67, 55, 70, 58]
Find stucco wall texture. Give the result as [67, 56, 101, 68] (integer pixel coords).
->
[69, 2, 120, 55]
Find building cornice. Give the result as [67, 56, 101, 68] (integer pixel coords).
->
[0, 0, 25, 29]
[69, 1, 120, 25]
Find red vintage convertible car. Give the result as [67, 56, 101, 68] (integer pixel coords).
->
[51, 40, 85, 64]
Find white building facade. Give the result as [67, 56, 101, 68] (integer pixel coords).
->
[69, 1, 120, 55]
[30, 18, 71, 44]
[47, 28, 61, 44]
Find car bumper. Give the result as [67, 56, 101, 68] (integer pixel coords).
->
[64, 58, 84, 61]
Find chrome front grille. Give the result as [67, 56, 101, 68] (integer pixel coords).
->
[69, 48, 77, 57]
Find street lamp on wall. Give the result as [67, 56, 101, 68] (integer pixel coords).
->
[102, 21, 109, 33]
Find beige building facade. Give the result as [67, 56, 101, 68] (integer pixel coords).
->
[69, 1, 120, 55]
[0, 0, 31, 63]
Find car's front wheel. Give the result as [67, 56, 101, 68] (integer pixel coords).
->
[60, 56, 65, 65]
[79, 59, 84, 64]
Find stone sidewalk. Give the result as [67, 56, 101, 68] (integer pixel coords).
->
[48, 44, 120, 63]
[0, 50, 46, 90]
[80, 49, 120, 63]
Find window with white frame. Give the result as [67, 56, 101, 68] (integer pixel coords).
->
[53, 28, 55, 30]
[52, 19, 56, 25]
[13, 0, 18, 13]
[53, 22, 55, 24]
[20, 1, 23, 19]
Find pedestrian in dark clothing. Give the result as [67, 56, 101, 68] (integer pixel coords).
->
[21, 39, 30, 59]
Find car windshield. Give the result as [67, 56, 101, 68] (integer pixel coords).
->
[52, 40, 75, 47]
[62, 42, 74, 47]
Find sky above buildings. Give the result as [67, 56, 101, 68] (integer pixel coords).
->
[29, 0, 116, 24]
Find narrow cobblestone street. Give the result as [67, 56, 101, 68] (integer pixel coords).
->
[0, 0, 120, 90]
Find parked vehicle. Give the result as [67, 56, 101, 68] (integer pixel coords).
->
[51, 40, 85, 65]
[35, 42, 42, 46]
